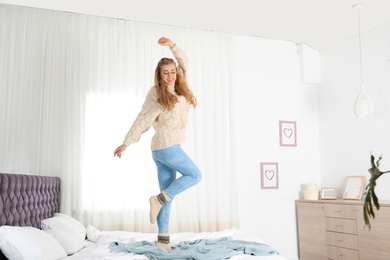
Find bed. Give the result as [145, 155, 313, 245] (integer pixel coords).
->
[0, 173, 286, 260]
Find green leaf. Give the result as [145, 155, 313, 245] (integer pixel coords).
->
[372, 189, 380, 210]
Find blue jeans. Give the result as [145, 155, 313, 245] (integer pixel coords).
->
[152, 144, 202, 233]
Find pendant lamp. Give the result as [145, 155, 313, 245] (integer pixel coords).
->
[353, 4, 372, 118]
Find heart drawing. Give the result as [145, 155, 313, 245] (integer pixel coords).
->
[265, 170, 275, 180]
[283, 128, 293, 138]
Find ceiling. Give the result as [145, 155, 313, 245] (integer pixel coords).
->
[2, 0, 390, 50]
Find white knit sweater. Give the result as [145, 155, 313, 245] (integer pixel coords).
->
[122, 45, 191, 151]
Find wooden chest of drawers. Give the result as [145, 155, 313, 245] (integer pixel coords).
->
[324, 203, 358, 259]
[296, 200, 390, 260]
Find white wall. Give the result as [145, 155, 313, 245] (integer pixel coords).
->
[233, 36, 321, 259]
[319, 22, 390, 200]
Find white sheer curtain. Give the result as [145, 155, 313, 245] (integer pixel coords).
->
[0, 4, 238, 232]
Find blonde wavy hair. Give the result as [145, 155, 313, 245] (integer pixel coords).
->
[154, 58, 197, 111]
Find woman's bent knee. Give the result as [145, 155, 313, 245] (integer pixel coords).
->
[193, 170, 202, 184]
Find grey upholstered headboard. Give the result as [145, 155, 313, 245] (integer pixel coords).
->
[0, 172, 61, 228]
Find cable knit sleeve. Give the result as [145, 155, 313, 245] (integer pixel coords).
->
[122, 87, 163, 147]
[170, 45, 189, 78]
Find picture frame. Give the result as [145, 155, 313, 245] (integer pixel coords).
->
[260, 162, 279, 189]
[320, 188, 338, 200]
[279, 120, 297, 147]
[343, 176, 366, 200]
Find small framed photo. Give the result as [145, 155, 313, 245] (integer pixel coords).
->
[320, 188, 338, 200]
[343, 176, 366, 200]
[279, 120, 297, 147]
[260, 162, 279, 189]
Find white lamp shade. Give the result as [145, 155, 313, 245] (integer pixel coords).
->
[354, 85, 372, 118]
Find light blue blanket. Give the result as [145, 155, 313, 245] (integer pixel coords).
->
[109, 236, 279, 260]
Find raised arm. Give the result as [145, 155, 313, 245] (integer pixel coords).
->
[158, 37, 189, 77]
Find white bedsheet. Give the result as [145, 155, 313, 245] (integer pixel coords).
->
[65, 226, 286, 260]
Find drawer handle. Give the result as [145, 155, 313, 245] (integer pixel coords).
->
[338, 239, 343, 242]
[337, 224, 342, 227]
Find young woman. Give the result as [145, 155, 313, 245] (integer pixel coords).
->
[114, 37, 202, 250]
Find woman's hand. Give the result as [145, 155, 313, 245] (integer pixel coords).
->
[114, 144, 127, 158]
[158, 37, 175, 48]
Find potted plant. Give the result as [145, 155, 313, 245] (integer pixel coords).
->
[363, 154, 390, 229]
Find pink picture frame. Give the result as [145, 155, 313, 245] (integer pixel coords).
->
[260, 162, 279, 189]
[279, 120, 297, 147]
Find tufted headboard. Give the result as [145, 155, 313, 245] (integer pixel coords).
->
[0, 172, 61, 228]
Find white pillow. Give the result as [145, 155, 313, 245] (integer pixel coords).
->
[0, 226, 67, 260]
[41, 213, 87, 241]
[44, 229, 85, 255]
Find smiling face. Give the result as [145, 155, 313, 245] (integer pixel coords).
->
[160, 63, 177, 85]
